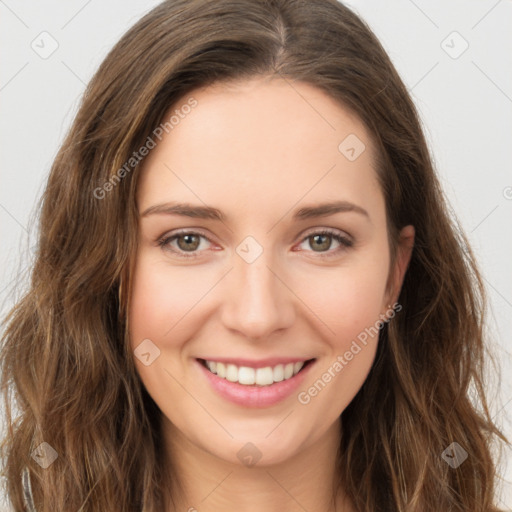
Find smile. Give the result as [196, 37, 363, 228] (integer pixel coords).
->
[200, 359, 312, 386]
[196, 357, 316, 407]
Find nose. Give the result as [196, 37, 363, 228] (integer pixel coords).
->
[220, 247, 296, 341]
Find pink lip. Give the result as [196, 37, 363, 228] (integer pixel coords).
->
[195, 358, 315, 408]
[197, 356, 311, 369]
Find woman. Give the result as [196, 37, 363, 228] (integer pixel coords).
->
[1, 0, 508, 510]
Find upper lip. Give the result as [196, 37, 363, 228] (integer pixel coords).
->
[197, 357, 315, 369]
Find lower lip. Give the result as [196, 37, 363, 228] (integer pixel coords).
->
[196, 359, 315, 408]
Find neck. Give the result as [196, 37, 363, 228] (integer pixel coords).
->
[161, 417, 354, 512]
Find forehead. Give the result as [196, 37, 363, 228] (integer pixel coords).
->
[136, 77, 383, 223]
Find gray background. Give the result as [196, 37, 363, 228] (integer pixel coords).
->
[1, 0, 511, 508]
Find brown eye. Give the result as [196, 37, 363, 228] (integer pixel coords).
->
[176, 234, 201, 252]
[297, 229, 353, 258]
[308, 234, 333, 252]
[157, 231, 212, 258]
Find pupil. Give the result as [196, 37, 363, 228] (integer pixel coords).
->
[312, 234, 330, 251]
[179, 234, 199, 251]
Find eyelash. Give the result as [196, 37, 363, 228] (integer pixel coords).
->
[157, 228, 353, 260]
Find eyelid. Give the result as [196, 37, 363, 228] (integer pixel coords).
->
[157, 227, 353, 258]
[293, 227, 353, 258]
[299, 226, 353, 243]
[156, 228, 217, 258]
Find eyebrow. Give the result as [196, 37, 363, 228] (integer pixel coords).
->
[140, 200, 370, 222]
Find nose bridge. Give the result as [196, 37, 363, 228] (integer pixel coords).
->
[220, 239, 295, 339]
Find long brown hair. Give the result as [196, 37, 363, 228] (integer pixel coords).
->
[1, 0, 509, 510]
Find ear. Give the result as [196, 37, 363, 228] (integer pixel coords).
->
[384, 224, 415, 308]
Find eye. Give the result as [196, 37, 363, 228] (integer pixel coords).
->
[157, 230, 213, 258]
[295, 229, 353, 258]
[157, 228, 353, 259]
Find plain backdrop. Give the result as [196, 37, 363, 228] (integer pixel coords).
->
[1, 0, 511, 509]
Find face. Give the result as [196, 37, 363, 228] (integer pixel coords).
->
[128, 77, 414, 467]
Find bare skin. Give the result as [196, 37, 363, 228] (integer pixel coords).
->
[129, 76, 414, 512]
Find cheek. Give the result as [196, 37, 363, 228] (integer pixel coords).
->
[129, 262, 168, 349]
[295, 263, 387, 418]
[335, 272, 387, 343]
[127, 253, 208, 416]
[129, 239, 391, 354]
[128, 251, 213, 349]
[290, 251, 390, 349]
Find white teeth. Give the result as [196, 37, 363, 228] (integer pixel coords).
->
[203, 359, 309, 386]
[238, 367, 255, 385]
[216, 362, 226, 378]
[284, 363, 294, 380]
[226, 364, 238, 382]
[273, 364, 284, 382]
[294, 361, 304, 374]
[255, 367, 273, 386]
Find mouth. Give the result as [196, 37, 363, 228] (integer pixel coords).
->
[197, 358, 316, 387]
